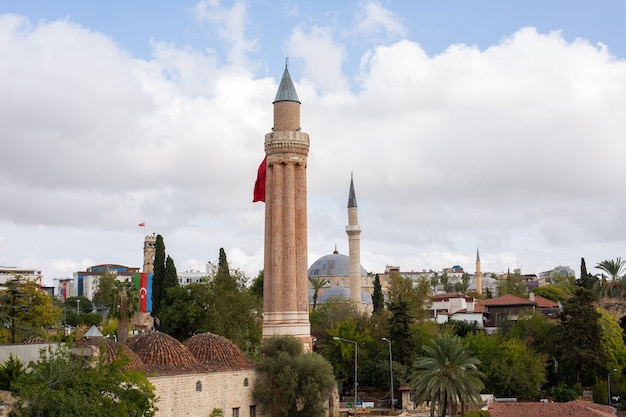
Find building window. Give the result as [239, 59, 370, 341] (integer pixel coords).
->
[243, 378, 249, 387]
[196, 381, 202, 392]
[232, 408, 239, 417]
[249, 405, 256, 417]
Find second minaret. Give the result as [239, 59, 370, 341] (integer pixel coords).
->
[347, 174, 362, 304]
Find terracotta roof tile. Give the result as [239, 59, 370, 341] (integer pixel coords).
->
[533, 295, 559, 308]
[125, 331, 209, 376]
[478, 294, 535, 307]
[74, 336, 145, 372]
[487, 400, 616, 417]
[184, 332, 256, 371]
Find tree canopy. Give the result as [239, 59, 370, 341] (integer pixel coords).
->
[253, 336, 335, 417]
[410, 333, 484, 417]
[12, 345, 157, 417]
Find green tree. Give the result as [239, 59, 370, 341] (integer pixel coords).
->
[578, 257, 598, 290]
[371, 274, 385, 314]
[64, 296, 93, 315]
[250, 270, 264, 299]
[387, 272, 431, 320]
[410, 333, 484, 417]
[110, 278, 140, 343]
[12, 345, 157, 416]
[308, 276, 329, 311]
[0, 277, 60, 343]
[553, 287, 606, 386]
[465, 332, 546, 400]
[159, 285, 205, 341]
[253, 336, 335, 417]
[596, 258, 626, 283]
[387, 299, 417, 367]
[202, 249, 262, 357]
[497, 271, 528, 297]
[93, 272, 117, 312]
[597, 307, 626, 373]
[0, 353, 25, 390]
[596, 258, 626, 299]
[506, 311, 557, 355]
[165, 255, 179, 290]
[151, 234, 166, 318]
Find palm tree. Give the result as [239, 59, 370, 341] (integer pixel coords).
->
[110, 279, 139, 343]
[308, 276, 329, 311]
[410, 333, 484, 417]
[596, 258, 626, 298]
[596, 258, 625, 283]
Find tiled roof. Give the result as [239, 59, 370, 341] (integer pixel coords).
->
[74, 336, 145, 372]
[21, 337, 49, 344]
[126, 331, 209, 376]
[184, 332, 256, 371]
[487, 400, 616, 417]
[478, 294, 536, 307]
[533, 295, 559, 308]
[432, 293, 472, 302]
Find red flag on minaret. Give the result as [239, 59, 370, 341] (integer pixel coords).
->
[253, 156, 267, 203]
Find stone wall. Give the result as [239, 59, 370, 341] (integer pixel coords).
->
[599, 300, 626, 319]
[150, 369, 262, 417]
[0, 343, 58, 364]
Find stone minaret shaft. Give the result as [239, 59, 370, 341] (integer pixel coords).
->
[262, 64, 312, 350]
[347, 175, 362, 304]
[475, 248, 483, 295]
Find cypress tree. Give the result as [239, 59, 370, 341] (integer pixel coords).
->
[151, 234, 166, 318]
[164, 255, 179, 289]
[372, 274, 384, 314]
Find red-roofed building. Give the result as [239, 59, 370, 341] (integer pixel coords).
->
[476, 293, 561, 333]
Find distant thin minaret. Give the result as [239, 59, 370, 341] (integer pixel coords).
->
[346, 174, 362, 304]
[475, 248, 483, 295]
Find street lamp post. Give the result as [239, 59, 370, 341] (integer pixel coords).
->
[334, 336, 358, 416]
[382, 338, 394, 411]
[609, 368, 617, 406]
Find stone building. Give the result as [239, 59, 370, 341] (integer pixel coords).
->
[74, 332, 260, 417]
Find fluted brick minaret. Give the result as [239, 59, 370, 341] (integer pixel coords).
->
[262, 62, 312, 351]
[475, 248, 483, 295]
[347, 174, 362, 304]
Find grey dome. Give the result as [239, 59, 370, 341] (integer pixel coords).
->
[315, 286, 372, 305]
[308, 252, 367, 277]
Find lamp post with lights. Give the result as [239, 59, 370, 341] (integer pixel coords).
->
[382, 337, 394, 411]
[334, 336, 358, 416]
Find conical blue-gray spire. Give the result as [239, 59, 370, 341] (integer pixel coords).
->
[273, 60, 300, 103]
[348, 173, 357, 208]
[476, 248, 480, 262]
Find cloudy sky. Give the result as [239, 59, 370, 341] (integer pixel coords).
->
[2, 1, 626, 286]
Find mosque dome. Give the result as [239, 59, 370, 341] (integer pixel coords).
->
[74, 336, 145, 371]
[317, 286, 373, 305]
[126, 331, 205, 375]
[184, 332, 255, 371]
[308, 250, 367, 277]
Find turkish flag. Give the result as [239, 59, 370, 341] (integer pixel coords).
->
[253, 156, 267, 203]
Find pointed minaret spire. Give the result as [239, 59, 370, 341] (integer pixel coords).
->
[274, 59, 300, 104]
[346, 173, 362, 304]
[348, 172, 357, 208]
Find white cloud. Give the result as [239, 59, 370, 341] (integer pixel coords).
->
[286, 26, 349, 94]
[1, 13, 625, 286]
[352, 1, 406, 40]
[191, 0, 257, 66]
